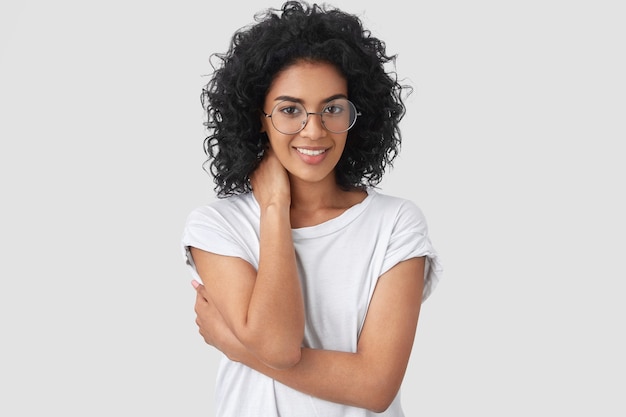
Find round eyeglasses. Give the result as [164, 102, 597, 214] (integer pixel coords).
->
[263, 98, 361, 135]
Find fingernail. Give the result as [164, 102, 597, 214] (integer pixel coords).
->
[191, 279, 199, 289]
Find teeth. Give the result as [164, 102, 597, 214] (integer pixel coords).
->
[297, 148, 326, 156]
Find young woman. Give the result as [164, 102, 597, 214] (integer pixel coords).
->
[182, 2, 443, 416]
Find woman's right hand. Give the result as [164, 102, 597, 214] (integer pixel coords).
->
[192, 279, 248, 363]
[195, 147, 303, 370]
[251, 147, 291, 208]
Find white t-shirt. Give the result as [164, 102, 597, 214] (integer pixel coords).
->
[182, 188, 443, 417]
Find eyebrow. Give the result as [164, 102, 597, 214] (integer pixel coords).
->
[272, 93, 348, 103]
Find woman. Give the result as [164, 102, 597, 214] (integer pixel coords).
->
[182, 1, 442, 416]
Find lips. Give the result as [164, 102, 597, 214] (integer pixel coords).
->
[295, 147, 327, 156]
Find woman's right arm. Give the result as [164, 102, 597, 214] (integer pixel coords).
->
[190, 149, 304, 369]
[193, 257, 426, 412]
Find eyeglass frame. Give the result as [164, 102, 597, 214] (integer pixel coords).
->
[262, 98, 362, 135]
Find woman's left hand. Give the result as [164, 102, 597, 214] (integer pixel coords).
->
[192, 280, 247, 362]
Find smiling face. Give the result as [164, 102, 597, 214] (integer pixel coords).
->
[261, 60, 349, 187]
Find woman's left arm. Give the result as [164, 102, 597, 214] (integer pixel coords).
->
[193, 256, 425, 413]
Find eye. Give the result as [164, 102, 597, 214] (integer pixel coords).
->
[277, 102, 302, 117]
[323, 103, 345, 115]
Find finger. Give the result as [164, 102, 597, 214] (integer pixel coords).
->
[192, 279, 209, 296]
[192, 280, 211, 302]
[195, 294, 208, 314]
[195, 294, 209, 316]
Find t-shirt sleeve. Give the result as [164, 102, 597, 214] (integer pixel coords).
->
[181, 206, 256, 283]
[380, 200, 443, 301]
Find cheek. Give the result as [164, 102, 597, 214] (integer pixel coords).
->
[265, 130, 282, 147]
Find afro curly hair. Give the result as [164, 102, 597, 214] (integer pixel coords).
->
[201, 0, 411, 197]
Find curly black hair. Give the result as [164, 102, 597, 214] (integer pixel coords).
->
[201, 0, 411, 197]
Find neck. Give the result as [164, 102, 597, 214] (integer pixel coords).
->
[288, 174, 343, 212]
[287, 173, 368, 228]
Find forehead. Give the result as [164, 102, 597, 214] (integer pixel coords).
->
[265, 61, 347, 104]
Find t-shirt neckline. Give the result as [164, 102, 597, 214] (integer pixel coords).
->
[287, 188, 377, 239]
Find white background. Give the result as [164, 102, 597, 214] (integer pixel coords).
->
[1, 0, 624, 415]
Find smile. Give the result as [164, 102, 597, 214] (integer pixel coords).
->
[296, 148, 326, 156]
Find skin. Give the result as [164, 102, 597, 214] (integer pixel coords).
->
[190, 60, 426, 412]
[190, 144, 304, 369]
[261, 60, 368, 227]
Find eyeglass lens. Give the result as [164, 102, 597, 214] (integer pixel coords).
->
[269, 98, 358, 134]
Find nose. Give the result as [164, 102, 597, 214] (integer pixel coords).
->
[300, 112, 326, 140]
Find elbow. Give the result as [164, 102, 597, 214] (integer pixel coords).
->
[240, 331, 302, 369]
[257, 345, 302, 370]
[366, 397, 394, 414]
[270, 348, 302, 369]
[363, 395, 396, 414]
[360, 378, 401, 413]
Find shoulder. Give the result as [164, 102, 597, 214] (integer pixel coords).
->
[182, 193, 260, 259]
[367, 189, 427, 229]
[187, 193, 257, 218]
[185, 193, 258, 229]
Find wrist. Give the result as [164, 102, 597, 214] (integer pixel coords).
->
[259, 200, 291, 217]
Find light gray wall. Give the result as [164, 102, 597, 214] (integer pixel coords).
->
[1, 0, 624, 415]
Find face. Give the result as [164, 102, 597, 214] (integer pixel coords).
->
[261, 60, 349, 186]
